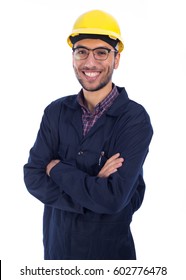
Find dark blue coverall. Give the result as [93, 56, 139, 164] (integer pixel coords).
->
[24, 86, 153, 260]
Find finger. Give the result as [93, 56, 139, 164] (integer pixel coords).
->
[99, 161, 123, 178]
[103, 157, 124, 170]
[105, 161, 123, 174]
[106, 153, 121, 163]
[108, 169, 118, 176]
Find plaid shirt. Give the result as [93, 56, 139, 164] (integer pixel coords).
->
[77, 85, 119, 136]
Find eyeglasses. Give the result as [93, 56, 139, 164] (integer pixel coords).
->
[72, 46, 118, 61]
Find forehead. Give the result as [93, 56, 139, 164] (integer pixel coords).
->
[73, 38, 113, 49]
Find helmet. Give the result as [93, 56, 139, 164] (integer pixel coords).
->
[67, 10, 124, 53]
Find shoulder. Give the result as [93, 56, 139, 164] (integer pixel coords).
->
[128, 99, 151, 123]
[115, 87, 151, 124]
[114, 87, 153, 138]
[44, 94, 78, 115]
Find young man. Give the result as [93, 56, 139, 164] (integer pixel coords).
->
[24, 10, 153, 260]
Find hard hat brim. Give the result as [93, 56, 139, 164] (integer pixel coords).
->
[67, 28, 124, 52]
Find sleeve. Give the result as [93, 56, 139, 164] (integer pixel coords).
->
[23, 105, 84, 214]
[50, 109, 153, 214]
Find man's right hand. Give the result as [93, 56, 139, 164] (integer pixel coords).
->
[98, 153, 124, 178]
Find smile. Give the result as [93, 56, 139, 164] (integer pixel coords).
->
[84, 72, 100, 78]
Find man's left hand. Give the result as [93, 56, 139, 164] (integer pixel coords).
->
[46, 159, 60, 176]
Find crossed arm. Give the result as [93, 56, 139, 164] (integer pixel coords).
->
[24, 104, 153, 214]
[46, 153, 124, 178]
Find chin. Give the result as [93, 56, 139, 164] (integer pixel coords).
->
[82, 82, 108, 92]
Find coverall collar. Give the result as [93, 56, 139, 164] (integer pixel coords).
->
[63, 86, 129, 117]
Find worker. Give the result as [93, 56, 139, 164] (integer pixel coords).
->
[24, 9, 153, 260]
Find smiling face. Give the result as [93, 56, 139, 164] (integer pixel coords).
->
[72, 39, 120, 93]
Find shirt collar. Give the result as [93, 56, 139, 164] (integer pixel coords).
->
[77, 84, 119, 115]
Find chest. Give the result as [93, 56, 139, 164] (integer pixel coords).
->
[57, 108, 119, 175]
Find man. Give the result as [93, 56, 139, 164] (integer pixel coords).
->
[24, 9, 153, 260]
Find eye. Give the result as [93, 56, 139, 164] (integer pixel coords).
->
[95, 49, 109, 57]
[76, 48, 88, 55]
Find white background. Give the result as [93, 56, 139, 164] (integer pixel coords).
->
[0, 0, 186, 277]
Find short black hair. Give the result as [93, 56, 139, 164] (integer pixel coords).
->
[70, 34, 119, 50]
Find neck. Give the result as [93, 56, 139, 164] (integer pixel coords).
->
[83, 83, 113, 112]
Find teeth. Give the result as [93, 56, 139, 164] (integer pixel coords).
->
[84, 72, 99, 77]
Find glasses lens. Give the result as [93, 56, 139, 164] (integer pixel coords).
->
[94, 48, 109, 60]
[73, 47, 112, 60]
[74, 48, 89, 60]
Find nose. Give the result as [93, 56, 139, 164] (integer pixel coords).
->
[84, 50, 97, 66]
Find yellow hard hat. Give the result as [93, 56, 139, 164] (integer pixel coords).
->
[67, 10, 124, 53]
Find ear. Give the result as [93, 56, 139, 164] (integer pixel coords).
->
[114, 52, 120, 69]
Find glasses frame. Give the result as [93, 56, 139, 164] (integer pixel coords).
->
[72, 46, 118, 61]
